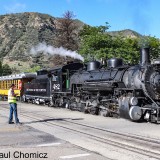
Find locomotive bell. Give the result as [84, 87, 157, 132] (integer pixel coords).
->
[107, 58, 123, 68]
[140, 47, 151, 66]
[87, 61, 101, 71]
[101, 58, 107, 66]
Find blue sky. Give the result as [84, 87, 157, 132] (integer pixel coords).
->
[0, 0, 160, 38]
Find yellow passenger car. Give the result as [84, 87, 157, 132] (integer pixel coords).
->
[0, 73, 36, 100]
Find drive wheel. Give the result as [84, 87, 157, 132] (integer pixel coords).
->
[129, 106, 142, 121]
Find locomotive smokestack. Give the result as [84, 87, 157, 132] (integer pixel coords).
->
[140, 47, 150, 66]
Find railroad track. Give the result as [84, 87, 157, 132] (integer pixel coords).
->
[1, 104, 160, 159]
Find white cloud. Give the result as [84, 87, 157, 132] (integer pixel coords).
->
[4, 3, 26, 13]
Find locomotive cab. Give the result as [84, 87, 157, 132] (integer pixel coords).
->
[50, 68, 70, 92]
[50, 62, 84, 93]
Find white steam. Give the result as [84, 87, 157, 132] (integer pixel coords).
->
[30, 42, 84, 61]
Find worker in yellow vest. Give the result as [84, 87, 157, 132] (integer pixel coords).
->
[8, 84, 20, 124]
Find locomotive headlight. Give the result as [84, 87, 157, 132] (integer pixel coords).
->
[129, 97, 138, 106]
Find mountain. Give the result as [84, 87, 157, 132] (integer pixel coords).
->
[108, 29, 142, 38]
[0, 12, 142, 73]
[0, 12, 85, 72]
[0, 12, 56, 57]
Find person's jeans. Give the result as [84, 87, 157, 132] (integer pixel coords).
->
[9, 103, 19, 124]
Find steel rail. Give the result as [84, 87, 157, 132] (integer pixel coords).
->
[1, 104, 160, 159]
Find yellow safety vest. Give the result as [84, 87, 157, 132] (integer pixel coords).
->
[8, 88, 17, 103]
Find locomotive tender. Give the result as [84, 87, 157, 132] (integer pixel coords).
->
[24, 48, 160, 123]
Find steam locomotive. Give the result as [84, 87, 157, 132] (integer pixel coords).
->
[23, 48, 160, 123]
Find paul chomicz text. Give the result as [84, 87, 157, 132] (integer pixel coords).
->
[0, 151, 48, 159]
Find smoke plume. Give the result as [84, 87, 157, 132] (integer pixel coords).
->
[30, 42, 84, 61]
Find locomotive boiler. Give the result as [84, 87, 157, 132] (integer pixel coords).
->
[69, 48, 160, 122]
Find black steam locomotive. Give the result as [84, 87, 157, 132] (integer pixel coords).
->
[23, 48, 160, 123]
